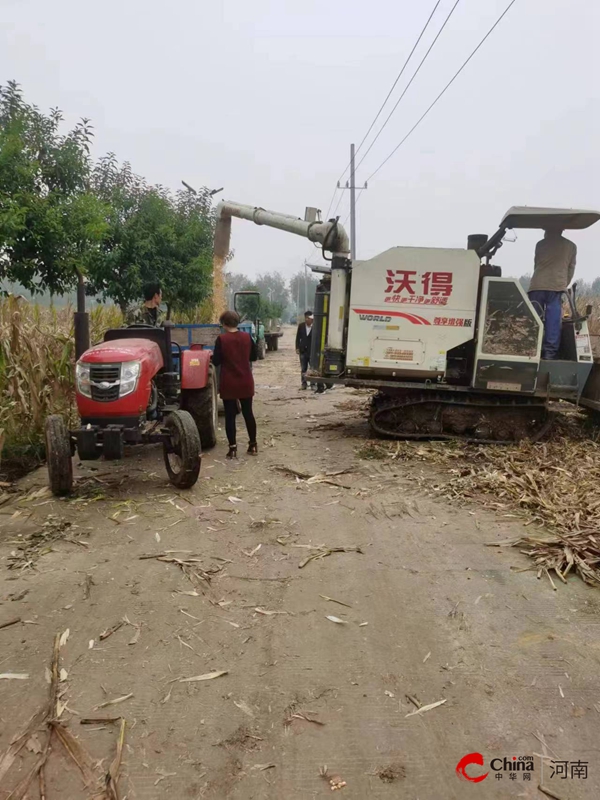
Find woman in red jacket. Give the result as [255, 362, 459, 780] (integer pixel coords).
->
[212, 310, 258, 458]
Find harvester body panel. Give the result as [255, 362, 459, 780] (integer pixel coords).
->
[346, 247, 479, 378]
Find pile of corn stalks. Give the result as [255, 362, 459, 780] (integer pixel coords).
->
[360, 413, 600, 586]
[0, 296, 122, 476]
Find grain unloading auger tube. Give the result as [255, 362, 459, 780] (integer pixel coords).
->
[215, 201, 600, 443]
[214, 201, 350, 357]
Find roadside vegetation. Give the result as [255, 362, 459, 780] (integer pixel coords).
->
[0, 80, 218, 477]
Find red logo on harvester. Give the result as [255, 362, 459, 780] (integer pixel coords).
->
[353, 308, 431, 325]
[385, 269, 453, 297]
[456, 753, 489, 783]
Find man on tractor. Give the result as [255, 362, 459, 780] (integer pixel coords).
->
[128, 281, 164, 327]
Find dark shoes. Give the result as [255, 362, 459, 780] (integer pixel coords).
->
[226, 445, 238, 459]
[247, 442, 258, 456]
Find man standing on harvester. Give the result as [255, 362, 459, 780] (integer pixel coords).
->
[528, 227, 577, 359]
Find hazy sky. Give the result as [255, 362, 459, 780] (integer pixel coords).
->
[2, 0, 598, 282]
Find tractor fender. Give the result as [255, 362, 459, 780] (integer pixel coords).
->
[181, 346, 211, 389]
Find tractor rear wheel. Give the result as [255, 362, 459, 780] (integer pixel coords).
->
[163, 410, 201, 489]
[45, 415, 73, 496]
[181, 365, 218, 449]
[257, 338, 266, 360]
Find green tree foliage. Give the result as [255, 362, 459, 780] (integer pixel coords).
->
[89, 154, 214, 315]
[1, 83, 215, 314]
[290, 269, 320, 313]
[232, 286, 283, 324]
[225, 271, 251, 307]
[252, 271, 289, 312]
[226, 271, 287, 321]
[0, 81, 108, 295]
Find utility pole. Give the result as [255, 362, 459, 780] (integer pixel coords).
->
[337, 143, 367, 261]
[350, 143, 356, 261]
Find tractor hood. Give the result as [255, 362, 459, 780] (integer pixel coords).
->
[500, 206, 600, 230]
[80, 338, 164, 371]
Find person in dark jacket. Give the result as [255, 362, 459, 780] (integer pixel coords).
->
[295, 310, 314, 390]
[212, 310, 258, 458]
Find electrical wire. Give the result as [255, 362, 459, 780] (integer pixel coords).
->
[323, 185, 341, 224]
[323, 0, 443, 221]
[330, 189, 346, 219]
[352, 0, 444, 164]
[363, 0, 519, 185]
[354, 0, 462, 173]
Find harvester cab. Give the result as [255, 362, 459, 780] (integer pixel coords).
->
[473, 207, 599, 398]
[45, 320, 218, 496]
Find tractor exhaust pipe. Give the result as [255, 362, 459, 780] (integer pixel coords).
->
[74, 270, 90, 360]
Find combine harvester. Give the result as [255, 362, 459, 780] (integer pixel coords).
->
[214, 201, 600, 442]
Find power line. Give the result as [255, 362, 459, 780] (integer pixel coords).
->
[323, 185, 341, 223]
[355, 0, 462, 173]
[323, 0, 443, 220]
[331, 188, 346, 219]
[352, 0, 444, 164]
[364, 0, 520, 185]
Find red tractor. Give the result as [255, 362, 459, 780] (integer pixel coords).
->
[45, 323, 218, 495]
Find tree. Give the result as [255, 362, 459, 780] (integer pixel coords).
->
[224, 271, 251, 307]
[290, 270, 320, 314]
[518, 274, 531, 292]
[253, 272, 289, 311]
[1, 83, 216, 315]
[0, 81, 108, 295]
[88, 155, 215, 315]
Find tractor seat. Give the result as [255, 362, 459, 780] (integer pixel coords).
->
[103, 327, 170, 370]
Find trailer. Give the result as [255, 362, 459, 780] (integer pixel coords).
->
[264, 320, 283, 352]
[170, 323, 221, 353]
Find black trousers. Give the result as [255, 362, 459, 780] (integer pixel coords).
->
[299, 352, 311, 386]
[223, 398, 257, 447]
[300, 352, 326, 390]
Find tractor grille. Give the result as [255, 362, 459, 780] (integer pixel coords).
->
[90, 363, 121, 402]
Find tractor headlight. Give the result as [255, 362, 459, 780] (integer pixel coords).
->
[119, 360, 141, 397]
[76, 362, 92, 398]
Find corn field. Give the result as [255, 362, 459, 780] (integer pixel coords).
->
[0, 297, 122, 477]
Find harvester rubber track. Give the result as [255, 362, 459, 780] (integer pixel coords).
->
[370, 390, 554, 444]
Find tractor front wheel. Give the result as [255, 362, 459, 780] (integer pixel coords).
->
[163, 410, 201, 489]
[45, 415, 73, 496]
[181, 365, 218, 449]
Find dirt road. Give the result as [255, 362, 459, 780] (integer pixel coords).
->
[1, 327, 598, 799]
